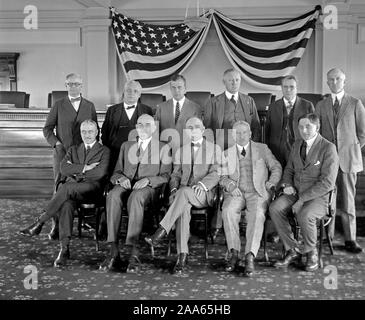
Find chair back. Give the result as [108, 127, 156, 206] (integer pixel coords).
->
[48, 91, 68, 108]
[297, 93, 324, 107]
[248, 93, 273, 112]
[139, 93, 165, 114]
[0, 91, 27, 108]
[185, 91, 212, 110]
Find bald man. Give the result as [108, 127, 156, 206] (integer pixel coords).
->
[100, 114, 172, 273]
[315, 68, 365, 254]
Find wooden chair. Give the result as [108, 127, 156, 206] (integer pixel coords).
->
[48, 90, 68, 108]
[248, 93, 273, 142]
[139, 93, 165, 114]
[185, 91, 212, 109]
[0, 91, 27, 108]
[167, 187, 219, 259]
[297, 93, 324, 107]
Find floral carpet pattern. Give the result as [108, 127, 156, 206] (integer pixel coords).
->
[0, 199, 364, 300]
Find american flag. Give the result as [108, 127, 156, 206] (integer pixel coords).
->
[110, 7, 211, 89]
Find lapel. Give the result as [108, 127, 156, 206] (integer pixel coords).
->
[77, 143, 86, 164]
[217, 94, 226, 128]
[114, 104, 125, 126]
[168, 100, 175, 127]
[64, 97, 77, 117]
[237, 93, 249, 119]
[85, 142, 100, 163]
[337, 93, 350, 124]
[304, 134, 321, 168]
[179, 98, 191, 126]
[324, 96, 335, 134]
[279, 98, 286, 130]
[250, 141, 259, 167]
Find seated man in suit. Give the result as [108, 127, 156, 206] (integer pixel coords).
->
[154, 74, 201, 155]
[43, 73, 98, 240]
[20, 119, 110, 267]
[269, 113, 339, 271]
[265, 75, 314, 168]
[144, 117, 222, 274]
[101, 80, 152, 174]
[220, 120, 282, 277]
[100, 114, 172, 273]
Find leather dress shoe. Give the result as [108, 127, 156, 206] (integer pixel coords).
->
[144, 226, 167, 247]
[99, 254, 123, 272]
[305, 250, 319, 272]
[48, 218, 59, 240]
[345, 241, 363, 254]
[173, 253, 188, 274]
[225, 249, 239, 272]
[126, 255, 141, 273]
[274, 248, 301, 268]
[53, 245, 70, 267]
[244, 253, 255, 277]
[19, 219, 44, 237]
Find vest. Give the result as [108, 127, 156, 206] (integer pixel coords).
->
[238, 147, 255, 193]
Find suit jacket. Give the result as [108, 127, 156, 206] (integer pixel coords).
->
[43, 97, 98, 150]
[101, 102, 152, 152]
[220, 141, 282, 198]
[265, 96, 314, 166]
[315, 94, 365, 173]
[282, 134, 339, 203]
[154, 97, 201, 150]
[60, 141, 110, 187]
[203, 92, 261, 142]
[110, 138, 172, 188]
[170, 138, 222, 206]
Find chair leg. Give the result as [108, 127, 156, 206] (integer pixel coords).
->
[263, 219, 269, 262]
[78, 208, 83, 238]
[325, 220, 334, 255]
[167, 232, 172, 257]
[204, 214, 209, 260]
[318, 220, 324, 268]
[95, 208, 101, 251]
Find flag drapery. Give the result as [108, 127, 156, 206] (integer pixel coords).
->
[110, 7, 212, 89]
[110, 6, 320, 90]
[212, 8, 320, 90]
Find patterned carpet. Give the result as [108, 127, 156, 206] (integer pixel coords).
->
[0, 198, 364, 300]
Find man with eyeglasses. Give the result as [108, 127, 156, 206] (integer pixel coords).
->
[101, 80, 152, 175]
[100, 114, 172, 273]
[43, 73, 98, 240]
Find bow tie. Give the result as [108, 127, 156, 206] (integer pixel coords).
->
[70, 97, 81, 103]
[191, 142, 201, 148]
[126, 105, 135, 110]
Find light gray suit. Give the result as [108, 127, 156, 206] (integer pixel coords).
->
[220, 141, 282, 257]
[155, 97, 201, 154]
[315, 94, 365, 241]
[269, 134, 339, 253]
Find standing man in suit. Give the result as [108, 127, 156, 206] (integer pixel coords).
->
[101, 80, 152, 174]
[220, 120, 282, 276]
[145, 117, 221, 274]
[203, 68, 261, 150]
[265, 75, 314, 168]
[154, 74, 201, 155]
[315, 68, 365, 253]
[43, 73, 98, 240]
[20, 120, 110, 267]
[100, 114, 172, 273]
[269, 114, 339, 271]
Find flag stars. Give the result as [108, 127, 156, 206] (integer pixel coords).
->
[126, 43, 132, 50]
[135, 46, 142, 51]
[136, 25, 143, 30]
[161, 32, 167, 38]
[116, 31, 121, 38]
[173, 31, 179, 37]
[156, 48, 162, 53]
[119, 41, 125, 48]
[174, 39, 182, 45]
[145, 46, 152, 53]
[123, 34, 130, 40]
[183, 27, 190, 33]
[149, 33, 156, 38]
[142, 40, 149, 46]
[148, 27, 154, 31]
[152, 41, 159, 47]
[131, 36, 138, 42]
[130, 29, 136, 35]
[140, 31, 146, 37]
[121, 24, 126, 30]
[163, 41, 170, 47]
[113, 21, 118, 28]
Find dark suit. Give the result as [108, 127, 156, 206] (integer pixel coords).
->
[101, 102, 152, 173]
[269, 134, 339, 253]
[43, 97, 98, 187]
[265, 97, 314, 167]
[158, 138, 221, 254]
[106, 138, 172, 246]
[43, 142, 110, 245]
[315, 94, 365, 241]
[154, 98, 201, 154]
[203, 92, 261, 149]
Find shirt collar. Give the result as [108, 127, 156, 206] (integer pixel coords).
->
[331, 90, 344, 104]
[173, 96, 185, 107]
[236, 141, 250, 152]
[283, 97, 296, 107]
[304, 133, 318, 150]
[138, 136, 152, 149]
[84, 141, 96, 149]
[191, 137, 204, 146]
[124, 102, 137, 108]
[225, 91, 239, 101]
[69, 95, 81, 101]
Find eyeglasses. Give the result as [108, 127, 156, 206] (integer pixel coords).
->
[66, 82, 82, 87]
[136, 123, 152, 129]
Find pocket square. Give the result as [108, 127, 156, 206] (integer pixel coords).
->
[314, 161, 320, 166]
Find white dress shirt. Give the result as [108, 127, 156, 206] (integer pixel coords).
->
[84, 141, 96, 151]
[138, 136, 152, 152]
[69, 95, 81, 112]
[236, 142, 250, 156]
[225, 91, 239, 103]
[331, 90, 344, 105]
[304, 133, 318, 155]
[124, 102, 137, 120]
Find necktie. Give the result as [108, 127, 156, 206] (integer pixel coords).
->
[241, 147, 246, 157]
[300, 141, 307, 162]
[85, 145, 91, 158]
[333, 97, 340, 116]
[175, 102, 180, 124]
[70, 97, 81, 103]
[126, 105, 135, 110]
[230, 95, 236, 105]
[287, 101, 295, 145]
[136, 143, 142, 158]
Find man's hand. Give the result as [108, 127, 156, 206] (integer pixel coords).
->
[119, 179, 131, 189]
[231, 187, 242, 197]
[283, 186, 296, 196]
[192, 184, 205, 198]
[84, 162, 99, 172]
[265, 181, 275, 192]
[133, 178, 149, 190]
[169, 190, 177, 205]
[292, 199, 304, 215]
